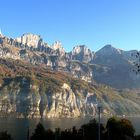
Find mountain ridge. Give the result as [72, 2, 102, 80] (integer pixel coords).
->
[1, 32, 139, 53]
[0, 33, 140, 118]
[0, 33, 140, 89]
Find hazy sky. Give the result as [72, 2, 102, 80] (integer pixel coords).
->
[0, 0, 140, 52]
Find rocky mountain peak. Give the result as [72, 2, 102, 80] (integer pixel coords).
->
[0, 29, 4, 37]
[72, 45, 91, 55]
[51, 41, 65, 54]
[0, 29, 1, 35]
[52, 41, 62, 49]
[71, 45, 94, 62]
[15, 33, 42, 48]
[96, 44, 123, 55]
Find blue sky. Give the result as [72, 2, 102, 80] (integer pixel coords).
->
[0, 0, 140, 52]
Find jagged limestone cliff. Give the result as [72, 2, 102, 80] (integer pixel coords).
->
[0, 76, 93, 118]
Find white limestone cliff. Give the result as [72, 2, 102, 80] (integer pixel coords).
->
[72, 45, 94, 62]
[51, 41, 65, 55]
[15, 33, 42, 48]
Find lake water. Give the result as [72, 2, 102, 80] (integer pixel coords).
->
[0, 117, 140, 140]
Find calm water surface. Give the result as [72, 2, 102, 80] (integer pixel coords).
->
[0, 117, 139, 140]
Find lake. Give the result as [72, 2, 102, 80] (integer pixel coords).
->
[0, 117, 140, 140]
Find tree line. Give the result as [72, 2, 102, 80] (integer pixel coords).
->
[29, 117, 139, 140]
[1, 117, 140, 140]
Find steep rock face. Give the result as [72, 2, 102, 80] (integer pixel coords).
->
[51, 41, 65, 56]
[67, 61, 93, 82]
[46, 83, 81, 118]
[71, 45, 94, 62]
[0, 76, 96, 118]
[0, 37, 20, 59]
[15, 33, 42, 48]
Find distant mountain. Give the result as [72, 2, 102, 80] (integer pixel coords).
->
[95, 44, 123, 56]
[0, 33, 140, 118]
[92, 45, 140, 88]
[0, 33, 139, 89]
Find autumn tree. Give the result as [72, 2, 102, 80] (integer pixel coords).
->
[106, 117, 135, 140]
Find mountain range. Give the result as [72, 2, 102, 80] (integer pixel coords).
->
[0, 32, 140, 118]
